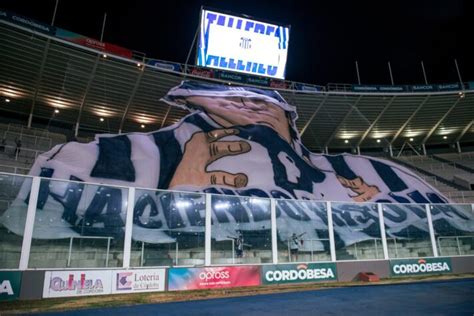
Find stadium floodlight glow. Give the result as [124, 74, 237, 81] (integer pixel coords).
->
[102, 54, 107, 58]
[175, 200, 192, 208]
[249, 197, 268, 205]
[409, 138, 414, 142]
[1, 88, 24, 98]
[137, 63, 141, 67]
[214, 202, 230, 210]
[197, 7, 290, 79]
[443, 136, 447, 139]
[54, 109, 59, 114]
[140, 124, 145, 128]
[47, 97, 73, 109]
[458, 91, 465, 98]
[100, 117, 104, 122]
[344, 140, 349, 144]
[376, 139, 381, 143]
[5, 98, 10, 103]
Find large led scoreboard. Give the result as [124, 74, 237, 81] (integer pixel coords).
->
[196, 8, 290, 79]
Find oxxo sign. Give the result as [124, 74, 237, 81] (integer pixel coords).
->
[262, 263, 337, 285]
[390, 258, 452, 276]
[0, 272, 22, 301]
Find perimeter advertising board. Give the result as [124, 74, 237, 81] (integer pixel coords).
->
[0, 10, 56, 35]
[55, 28, 133, 58]
[147, 59, 182, 72]
[168, 266, 261, 291]
[43, 270, 112, 298]
[262, 263, 337, 285]
[390, 258, 452, 277]
[197, 8, 290, 79]
[112, 269, 166, 294]
[0, 271, 22, 301]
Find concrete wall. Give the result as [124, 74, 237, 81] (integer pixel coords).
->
[451, 256, 474, 274]
[336, 260, 390, 282]
[19, 270, 44, 300]
[6, 256, 474, 301]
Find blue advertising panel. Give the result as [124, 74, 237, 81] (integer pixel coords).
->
[0, 10, 56, 35]
[352, 85, 407, 92]
[217, 70, 246, 83]
[147, 59, 182, 72]
[436, 83, 461, 91]
[352, 83, 462, 93]
[378, 85, 405, 92]
[295, 83, 322, 92]
[352, 85, 379, 92]
[411, 85, 436, 92]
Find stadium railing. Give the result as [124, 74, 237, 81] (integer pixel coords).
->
[0, 172, 472, 270]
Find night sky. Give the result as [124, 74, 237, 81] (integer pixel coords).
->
[2, 0, 473, 86]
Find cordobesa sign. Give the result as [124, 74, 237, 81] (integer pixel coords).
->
[0, 272, 22, 301]
[390, 258, 452, 276]
[262, 263, 337, 284]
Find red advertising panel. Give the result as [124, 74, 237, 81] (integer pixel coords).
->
[56, 28, 133, 59]
[269, 79, 289, 89]
[102, 42, 133, 59]
[168, 266, 261, 291]
[188, 66, 214, 78]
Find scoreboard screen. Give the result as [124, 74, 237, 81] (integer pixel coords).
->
[196, 8, 290, 79]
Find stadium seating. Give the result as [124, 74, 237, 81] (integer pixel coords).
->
[0, 227, 23, 268]
[394, 155, 474, 203]
[437, 236, 474, 256]
[0, 123, 67, 176]
[395, 155, 469, 184]
[435, 152, 474, 170]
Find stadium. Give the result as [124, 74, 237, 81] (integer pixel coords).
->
[0, 4, 473, 312]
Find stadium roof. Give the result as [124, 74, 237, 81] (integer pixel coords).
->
[0, 20, 473, 152]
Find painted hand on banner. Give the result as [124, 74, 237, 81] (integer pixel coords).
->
[169, 128, 251, 189]
[337, 176, 380, 202]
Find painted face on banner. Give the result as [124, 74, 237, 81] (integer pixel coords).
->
[168, 92, 383, 202]
[185, 96, 292, 143]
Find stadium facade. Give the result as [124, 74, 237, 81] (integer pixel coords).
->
[0, 11, 473, 301]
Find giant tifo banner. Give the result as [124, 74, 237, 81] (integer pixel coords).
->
[168, 266, 261, 290]
[1, 80, 473, 251]
[196, 8, 290, 79]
